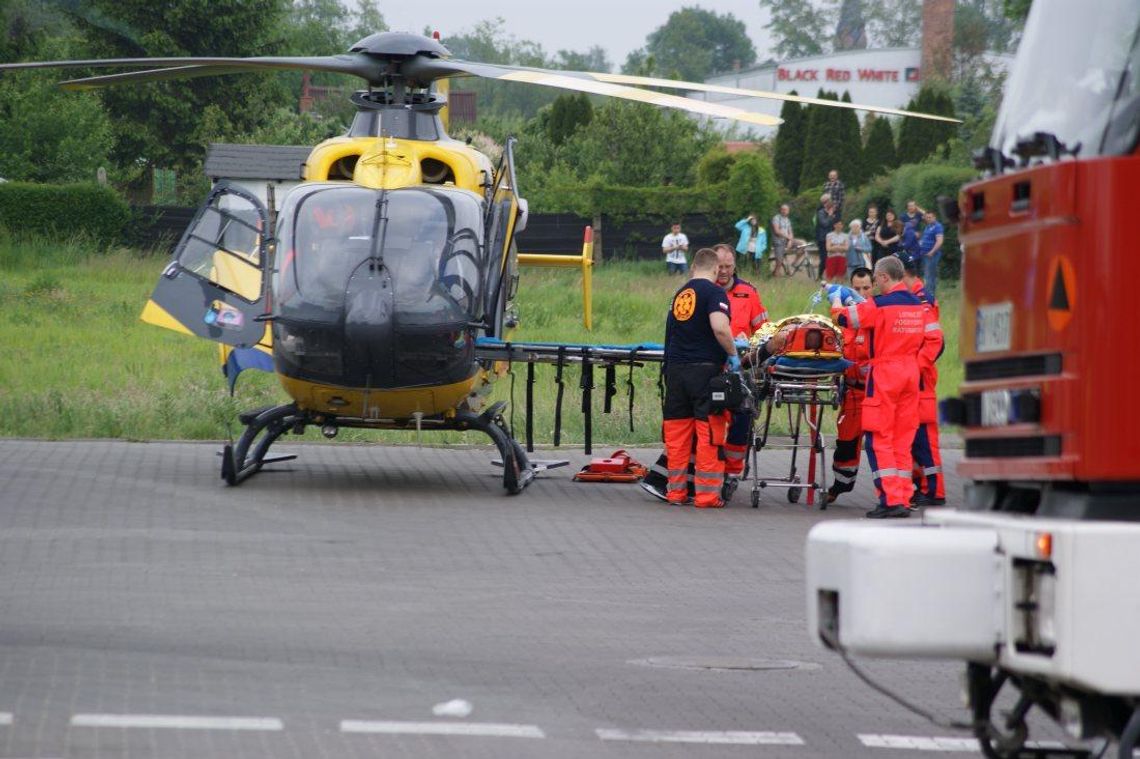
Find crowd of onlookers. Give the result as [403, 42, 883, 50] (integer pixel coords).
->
[662, 168, 948, 300]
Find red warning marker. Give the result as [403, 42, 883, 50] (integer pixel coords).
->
[1046, 255, 1075, 331]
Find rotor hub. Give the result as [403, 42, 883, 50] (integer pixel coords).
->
[349, 32, 450, 60]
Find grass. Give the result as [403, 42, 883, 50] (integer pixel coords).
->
[0, 236, 962, 447]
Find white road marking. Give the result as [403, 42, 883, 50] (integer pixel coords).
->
[859, 734, 1068, 752]
[0, 713, 12, 725]
[70, 714, 283, 731]
[597, 728, 805, 746]
[340, 720, 545, 739]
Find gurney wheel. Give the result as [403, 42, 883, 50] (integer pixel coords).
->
[751, 490, 760, 508]
[787, 487, 801, 504]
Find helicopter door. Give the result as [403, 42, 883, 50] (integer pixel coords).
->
[141, 182, 270, 348]
[483, 137, 522, 336]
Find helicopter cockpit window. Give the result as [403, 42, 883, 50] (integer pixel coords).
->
[276, 185, 486, 321]
[282, 186, 376, 311]
[177, 193, 263, 302]
[379, 188, 485, 324]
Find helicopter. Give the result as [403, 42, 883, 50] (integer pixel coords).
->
[0, 31, 958, 494]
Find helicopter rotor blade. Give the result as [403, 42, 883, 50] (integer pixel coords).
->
[0, 55, 387, 89]
[588, 72, 962, 123]
[405, 58, 783, 127]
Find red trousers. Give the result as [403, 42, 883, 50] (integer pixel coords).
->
[831, 387, 864, 494]
[862, 362, 919, 507]
[663, 417, 727, 506]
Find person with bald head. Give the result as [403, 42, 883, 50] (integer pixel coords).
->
[827, 256, 942, 518]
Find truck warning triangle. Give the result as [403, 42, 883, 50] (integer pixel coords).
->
[1046, 255, 1075, 331]
[1049, 266, 1069, 310]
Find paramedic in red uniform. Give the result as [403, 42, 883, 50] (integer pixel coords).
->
[663, 248, 738, 508]
[826, 267, 874, 504]
[829, 256, 940, 518]
[714, 244, 769, 481]
[904, 258, 946, 505]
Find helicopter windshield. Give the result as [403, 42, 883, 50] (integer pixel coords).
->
[277, 184, 485, 322]
[272, 184, 487, 389]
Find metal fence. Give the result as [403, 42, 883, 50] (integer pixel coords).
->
[128, 206, 736, 261]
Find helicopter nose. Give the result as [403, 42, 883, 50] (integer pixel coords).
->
[343, 262, 397, 388]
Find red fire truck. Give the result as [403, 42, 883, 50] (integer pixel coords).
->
[807, 3, 1140, 757]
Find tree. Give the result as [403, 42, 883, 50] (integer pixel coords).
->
[864, 0, 922, 48]
[1, 0, 70, 61]
[1004, 0, 1033, 21]
[643, 7, 756, 82]
[772, 93, 806, 193]
[760, 0, 835, 60]
[279, 0, 356, 55]
[897, 86, 958, 164]
[726, 151, 780, 225]
[547, 93, 592, 146]
[862, 116, 898, 178]
[66, 0, 291, 176]
[696, 143, 737, 186]
[441, 19, 558, 119]
[621, 48, 652, 76]
[838, 91, 864, 186]
[557, 100, 720, 187]
[554, 46, 611, 73]
[798, 90, 862, 196]
[0, 68, 114, 183]
[349, 0, 386, 41]
[834, 0, 867, 51]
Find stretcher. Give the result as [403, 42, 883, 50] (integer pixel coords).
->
[744, 316, 849, 509]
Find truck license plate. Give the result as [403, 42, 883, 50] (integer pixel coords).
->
[981, 390, 1012, 427]
[976, 302, 1012, 353]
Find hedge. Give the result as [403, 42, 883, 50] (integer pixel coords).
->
[0, 182, 130, 243]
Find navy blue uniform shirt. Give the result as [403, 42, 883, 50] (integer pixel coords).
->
[664, 278, 730, 365]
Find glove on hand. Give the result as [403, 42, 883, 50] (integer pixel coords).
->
[726, 354, 742, 372]
[826, 284, 865, 306]
[733, 337, 751, 350]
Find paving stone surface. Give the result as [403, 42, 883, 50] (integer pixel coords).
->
[0, 439, 1070, 758]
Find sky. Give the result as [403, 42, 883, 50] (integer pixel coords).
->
[377, 1, 775, 71]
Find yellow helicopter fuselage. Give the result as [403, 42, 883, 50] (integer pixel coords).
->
[273, 134, 500, 422]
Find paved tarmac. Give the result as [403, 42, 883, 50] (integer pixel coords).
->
[0, 439, 1071, 758]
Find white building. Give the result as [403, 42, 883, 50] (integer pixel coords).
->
[692, 46, 1011, 138]
[699, 47, 924, 136]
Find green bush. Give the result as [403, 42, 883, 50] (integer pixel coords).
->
[725, 152, 781, 243]
[0, 182, 130, 242]
[845, 173, 894, 220]
[788, 184, 825, 244]
[696, 143, 737, 186]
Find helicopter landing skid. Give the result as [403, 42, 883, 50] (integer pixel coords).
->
[452, 403, 535, 495]
[220, 401, 537, 495]
[222, 403, 303, 486]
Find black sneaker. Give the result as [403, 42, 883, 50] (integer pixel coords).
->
[721, 477, 739, 502]
[866, 505, 911, 519]
[911, 494, 946, 507]
[639, 480, 669, 503]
